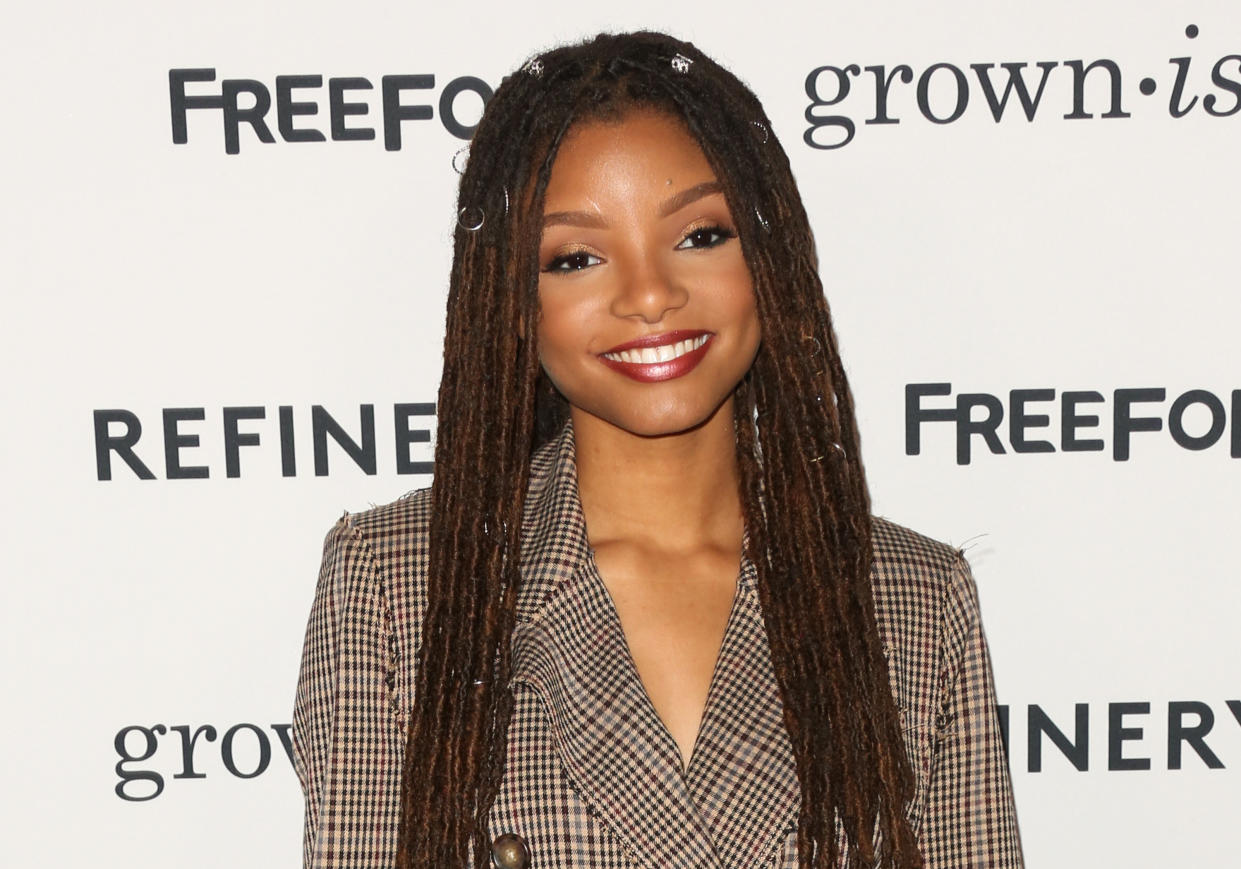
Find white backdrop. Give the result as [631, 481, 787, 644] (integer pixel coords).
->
[3, 1, 1239, 866]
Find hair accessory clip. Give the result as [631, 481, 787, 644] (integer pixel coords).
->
[670, 53, 693, 74]
[523, 56, 544, 77]
[751, 120, 770, 144]
[458, 205, 485, 232]
[755, 207, 770, 231]
[452, 144, 469, 175]
[502, 186, 510, 217]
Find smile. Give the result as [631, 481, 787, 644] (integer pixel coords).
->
[601, 333, 710, 364]
[597, 330, 714, 383]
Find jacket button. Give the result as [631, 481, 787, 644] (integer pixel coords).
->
[491, 832, 530, 869]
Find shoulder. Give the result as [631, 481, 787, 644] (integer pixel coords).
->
[869, 517, 981, 666]
[870, 516, 977, 610]
[869, 518, 985, 735]
[871, 517, 961, 584]
[339, 486, 434, 549]
[318, 487, 433, 622]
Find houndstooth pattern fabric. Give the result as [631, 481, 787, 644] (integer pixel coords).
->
[292, 422, 1023, 868]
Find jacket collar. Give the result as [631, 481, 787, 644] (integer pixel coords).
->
[515, 420, 593, 624]
[512, 422, 800, 869]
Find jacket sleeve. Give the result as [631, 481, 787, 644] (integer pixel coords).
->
[920, 554, 1024, 868]
[292, 515, 404, 869]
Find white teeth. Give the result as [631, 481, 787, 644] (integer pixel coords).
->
[603, 334, 710, 363]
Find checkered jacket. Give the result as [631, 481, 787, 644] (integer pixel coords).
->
[292, 423, 1023, 868]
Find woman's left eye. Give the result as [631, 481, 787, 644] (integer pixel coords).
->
[675, 225, 736, 250]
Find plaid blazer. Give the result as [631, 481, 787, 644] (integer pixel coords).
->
[292, 423, 1023, 868]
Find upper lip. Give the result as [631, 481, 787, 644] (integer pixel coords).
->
[600, 329, 712, 355]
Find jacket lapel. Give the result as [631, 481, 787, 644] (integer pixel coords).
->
[683, 552, 801, 869]
[511, 423, 798, 869]
[513, 423, 720, 869]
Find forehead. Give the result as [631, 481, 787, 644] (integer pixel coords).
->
[545, 109, 716, 199]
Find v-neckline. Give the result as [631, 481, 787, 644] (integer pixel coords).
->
[583, 547, 747, 781]
[507, 423, 802, 869]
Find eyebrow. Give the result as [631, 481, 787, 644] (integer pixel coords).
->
[657, 181, 724, 218]
[541, 180, 725, 228]
[542, 209, 608, 229]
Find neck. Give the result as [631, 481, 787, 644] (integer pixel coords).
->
[571, 399, 743, 552]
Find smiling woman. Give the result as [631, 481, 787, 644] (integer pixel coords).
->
[292, 31, 1023, 869]
[536, 109, 760, 435]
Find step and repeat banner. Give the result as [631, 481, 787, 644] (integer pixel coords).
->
[3, 0, 1238, 865]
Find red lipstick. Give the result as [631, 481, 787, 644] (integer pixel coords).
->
[597, 329, 714, 383]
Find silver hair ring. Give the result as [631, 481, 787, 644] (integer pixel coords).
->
[523, 56, 544, 77]
[751, 120, 769, 143]
[452, 145, 469, 175]
[755, 207, 770, 231]
[671, 53, 693, 74]
[458, 206, 485, 231]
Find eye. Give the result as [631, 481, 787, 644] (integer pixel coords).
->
[675, 224, 737, 250]
[542, 250, 603, 273]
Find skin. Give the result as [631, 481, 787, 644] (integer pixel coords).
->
[537, 109, 761, 771]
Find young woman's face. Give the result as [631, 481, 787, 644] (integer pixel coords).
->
[536, 109, 761, 438]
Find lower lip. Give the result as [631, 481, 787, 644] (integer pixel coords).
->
[597, 336, 714, 383]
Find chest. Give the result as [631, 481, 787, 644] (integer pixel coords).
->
[494, 560, 802, 869]
[591, 545, 741, 771]
[436, 557, 938, 869]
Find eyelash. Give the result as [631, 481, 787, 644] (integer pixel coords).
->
[542, 250, 602, 273]
[541, 224, 737, 273]
[675, 223, 737, 251]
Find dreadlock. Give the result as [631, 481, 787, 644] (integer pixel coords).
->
[397, 31, 922, 869]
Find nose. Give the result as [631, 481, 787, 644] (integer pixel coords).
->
[609, 253, 689, 324]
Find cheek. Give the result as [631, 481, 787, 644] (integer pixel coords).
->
[723, 270, 760, 347]
[708, 248, 758, 314]
[534, 290, 585, 373]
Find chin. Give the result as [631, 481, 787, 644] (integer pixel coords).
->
[620, 417, 708, 439]
[592, 396, 732, 439]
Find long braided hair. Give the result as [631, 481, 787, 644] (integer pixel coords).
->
[397, 31, 921, 869]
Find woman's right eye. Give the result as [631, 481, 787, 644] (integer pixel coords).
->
[543, 251, 602, 273]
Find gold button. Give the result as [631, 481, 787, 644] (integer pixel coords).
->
[491, 832, 530, 869]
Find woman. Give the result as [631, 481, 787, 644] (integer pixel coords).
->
[293, 31, 1023, 869]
